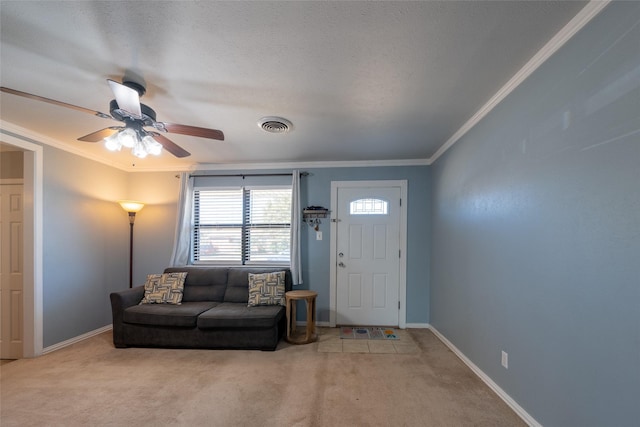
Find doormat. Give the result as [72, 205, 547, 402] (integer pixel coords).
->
[340, 327, 399, 340]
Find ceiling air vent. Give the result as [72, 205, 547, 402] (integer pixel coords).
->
[258, 116, 293, 134]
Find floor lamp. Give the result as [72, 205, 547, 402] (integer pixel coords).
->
[118, 200, 145, 288]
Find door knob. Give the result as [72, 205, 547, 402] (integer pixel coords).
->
[338, 262, 345, 267]
[338, 252, 344, 257]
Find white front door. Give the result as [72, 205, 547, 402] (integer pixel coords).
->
[1, 184, 24, 359]
[334, 183, 403, 326]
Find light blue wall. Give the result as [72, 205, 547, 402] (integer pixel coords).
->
[42, 145, 129, 347]
[127, 172, 182, 288]
[300, 166, 430, 324]
[6, 136, 426, 346]
[429, 3, 640, 426]
[129, 166, 431, 325]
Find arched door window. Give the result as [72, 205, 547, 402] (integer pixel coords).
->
[349, 198, 389, 215]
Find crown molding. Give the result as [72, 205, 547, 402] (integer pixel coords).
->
[428, 0, 611, 164]
[193, 158, 431, 172]
[1, 120, 430, 172]
[0, 121, 132, 172]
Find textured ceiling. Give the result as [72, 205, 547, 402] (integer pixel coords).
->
[0, 1, 589, 171]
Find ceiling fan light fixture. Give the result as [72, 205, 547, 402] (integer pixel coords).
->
[118, 128, 137, 148]
[102, 129, 164, 158]
[104, 133, 121, 151]
[258, 116, 293, 134]
[2, 80, 224, 159]
[132, 144, 148, 158]
[142, 134, 163, 156]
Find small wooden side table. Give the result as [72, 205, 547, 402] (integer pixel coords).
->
[285, 290, 318, 344]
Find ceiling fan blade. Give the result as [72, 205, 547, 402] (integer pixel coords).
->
[150, 133, 191, 158]
[0, 86, 113, 119]
[161, 123, 225, 141]
[107, 79, 142, 118]
[78, 127, 122, 142]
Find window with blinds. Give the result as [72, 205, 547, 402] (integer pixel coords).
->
[193, 187, 292, 265]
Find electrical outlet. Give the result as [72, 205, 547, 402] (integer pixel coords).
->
[316, 231, 322, 240]
[501, 351, 508, 369]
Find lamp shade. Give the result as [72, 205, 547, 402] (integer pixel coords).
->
[118, 200, 145, 213]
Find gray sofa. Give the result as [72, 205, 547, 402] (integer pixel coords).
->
[110, 267, 292, 351]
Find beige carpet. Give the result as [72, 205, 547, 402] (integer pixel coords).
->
[0, 328, 524, 427]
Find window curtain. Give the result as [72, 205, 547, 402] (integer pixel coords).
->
[169, 172, 194, 266]
[290, 170, 303, 285]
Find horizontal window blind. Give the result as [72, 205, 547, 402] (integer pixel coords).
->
[193, 187, 291, 265]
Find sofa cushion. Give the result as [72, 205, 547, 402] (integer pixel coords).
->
[223, 270, 251, 302]
[124, 301, 219, 327]
[164, 267, 228, 302]
[139, 272, 187, 304]
[197, 302, 284, 329]
[247, 271, 286, 306]
[224, 268, 291, 302]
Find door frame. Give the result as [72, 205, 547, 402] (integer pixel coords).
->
[329, 180, 407, 328]
[0, 130, 43, 358]
[1, 182, 24, 358]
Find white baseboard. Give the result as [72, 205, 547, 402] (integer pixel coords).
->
[428, 325, 541, 427]
[296, 320, 331, 327]
[308, 322, 423, 328]
[42, 325, 112, 355]
[405, 322, 429, 329]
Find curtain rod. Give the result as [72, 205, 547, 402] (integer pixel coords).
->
[189, 171, 308, 178]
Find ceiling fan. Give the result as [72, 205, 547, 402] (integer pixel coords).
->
[0, 79, 224, 158]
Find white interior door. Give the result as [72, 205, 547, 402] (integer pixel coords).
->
[335, 185, 401, 326]
[1, 184, 24, 359]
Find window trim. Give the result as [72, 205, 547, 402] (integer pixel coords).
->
[192, 185, 292, 266]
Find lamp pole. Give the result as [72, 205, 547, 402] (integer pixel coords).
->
[127, 212, 136, 288]
[118, 201, 145, 288]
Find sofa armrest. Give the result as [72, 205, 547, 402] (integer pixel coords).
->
[111, 286, 144, 309]
[110, 286, 144, 347]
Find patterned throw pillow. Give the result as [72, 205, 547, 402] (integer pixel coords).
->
[139, 272, 188, 305]
[247, 271, 286, 307]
